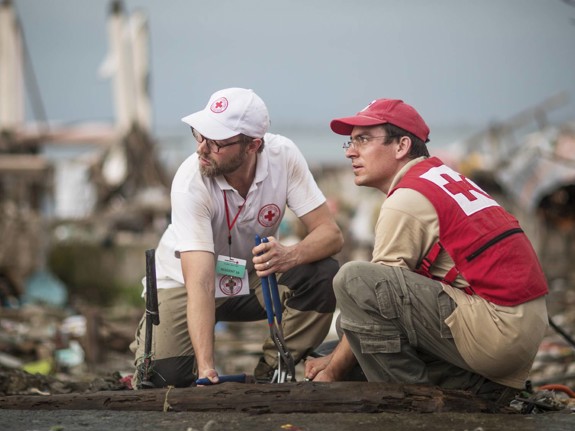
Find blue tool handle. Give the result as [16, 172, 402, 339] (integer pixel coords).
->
[261, 237, 283, 325]
[255, 235, 275, 325]
[195, 373, 247, 385]
[269, 273, 283, 325]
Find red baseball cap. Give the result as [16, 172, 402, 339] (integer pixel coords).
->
[330, 99, 430, 142]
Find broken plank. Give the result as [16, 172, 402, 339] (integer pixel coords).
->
[0, 382, 497, 414]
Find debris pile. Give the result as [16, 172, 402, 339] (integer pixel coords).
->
[0, 264, 574, 414]
[529, 277, 575, 391]
[0, 303, 138, 395]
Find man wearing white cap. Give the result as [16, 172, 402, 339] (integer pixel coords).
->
[304, 98, 548, 410]
[131, 88, 343, 387]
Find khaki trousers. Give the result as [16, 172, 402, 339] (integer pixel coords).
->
[131, 257, 338, 387]
[335, 261, 485, 390]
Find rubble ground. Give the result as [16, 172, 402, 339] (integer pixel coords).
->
[1, 410, 575, 431]
[1, 278, 574, 397]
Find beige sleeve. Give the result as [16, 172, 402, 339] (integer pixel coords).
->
[371, 188, 439, 268]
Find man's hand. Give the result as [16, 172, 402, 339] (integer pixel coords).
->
[252, 236, 295, 276]
[252, 203, 343, 277]
[305, 354, 337, 382]
[197, 368, 219, 386]
[304, 335, 358, 382]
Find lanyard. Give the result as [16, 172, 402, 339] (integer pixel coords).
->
[223, 190, 246, 256]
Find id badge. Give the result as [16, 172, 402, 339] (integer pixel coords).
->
[215, 255, 249, 298]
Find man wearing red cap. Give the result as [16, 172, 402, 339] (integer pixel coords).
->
[131, 88, 343, 387]
[305, 98, 548, 408]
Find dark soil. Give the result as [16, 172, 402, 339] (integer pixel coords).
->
[1, 410, 574, 431]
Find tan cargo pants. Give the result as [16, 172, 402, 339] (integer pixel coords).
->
[131, 257, 338, 387]
[334, 261, 486, 391]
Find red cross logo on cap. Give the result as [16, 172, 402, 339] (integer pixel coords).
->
[210, 97, 228, 113]
[258, 204, 281, 227]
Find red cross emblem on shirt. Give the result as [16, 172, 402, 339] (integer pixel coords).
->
[258, 203, 281, 227]
[264, 210, 275, 222]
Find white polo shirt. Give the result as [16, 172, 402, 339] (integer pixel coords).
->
[154, 133, 326, 289]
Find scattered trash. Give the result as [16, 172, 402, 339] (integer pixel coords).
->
[513, 389, 574, 414]
[119, 374, 133, 390]
[60, 315, 87, 338]
[281, 424, 305, 431]
[22, 358, 53, 375]
[55, 340, 85, 368]
[0, 352, 23, 369]
[23, 270, 68, 307]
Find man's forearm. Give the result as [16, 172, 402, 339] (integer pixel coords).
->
[181, 251, 218, 376]
[187, 287, 216, 374]
[295, 222, 343, 264]
[291, 203, 343, 268]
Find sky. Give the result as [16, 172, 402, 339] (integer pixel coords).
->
[10, 0, 575, 139]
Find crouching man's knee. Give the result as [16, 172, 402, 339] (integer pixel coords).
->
[281, 257, 339, 313]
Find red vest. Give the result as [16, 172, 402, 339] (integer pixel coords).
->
[389, 157, 548, 306]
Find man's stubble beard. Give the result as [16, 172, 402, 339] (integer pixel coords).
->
[199, 147, 248, 178]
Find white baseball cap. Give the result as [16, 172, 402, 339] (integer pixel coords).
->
[181, 88, 270, 140]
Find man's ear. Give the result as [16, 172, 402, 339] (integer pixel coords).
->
[396, 136, 412, 159]
[249, 138, 263, 153]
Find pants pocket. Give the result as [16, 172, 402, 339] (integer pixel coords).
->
[374, 279, 399, 320]
[437, 291, 456, 339]
[359, 333, 401, 354]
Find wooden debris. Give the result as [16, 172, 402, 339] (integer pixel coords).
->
[0, 382, 500, 414]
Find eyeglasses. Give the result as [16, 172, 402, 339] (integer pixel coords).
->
[192, 128, 247, 153]
[343, 135, 399, 151]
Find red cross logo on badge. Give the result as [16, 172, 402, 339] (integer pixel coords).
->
[258, 204, 281, 227]
[210, 97, 228, 113]
[219, 276, 242, 296]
